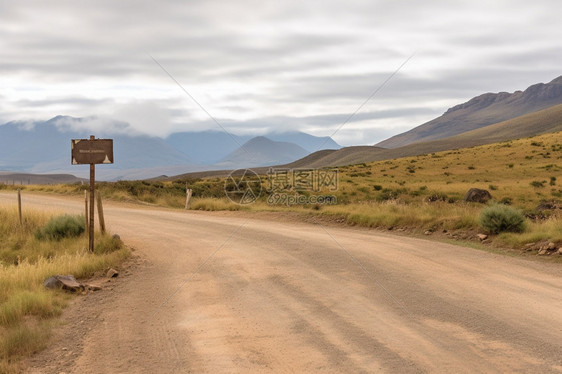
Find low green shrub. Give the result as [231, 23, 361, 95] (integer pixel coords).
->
[479, 205, 525, 234]
[530, 180, 545, 188]
[35, 215, 85, 240]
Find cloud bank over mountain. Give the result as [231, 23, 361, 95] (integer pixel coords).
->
[0, 1, 560, 145]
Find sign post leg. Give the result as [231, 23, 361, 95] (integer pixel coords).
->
[84, 190, 89, 235]
[89, 162, 95, 252]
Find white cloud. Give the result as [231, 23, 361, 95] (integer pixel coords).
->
[0, 0, 560, 145]
[109, 101, 173, 137]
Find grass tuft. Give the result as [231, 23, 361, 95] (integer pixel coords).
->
[35, 214, 85, 241]
[480, 204, 526, 234]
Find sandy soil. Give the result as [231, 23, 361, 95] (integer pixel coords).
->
[1, 192, 561, 373]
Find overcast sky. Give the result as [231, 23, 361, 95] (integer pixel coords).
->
[0, 0, 560, 146]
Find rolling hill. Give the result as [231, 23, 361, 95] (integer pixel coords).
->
[377, 75, 562, 148]
[0, 172, 86, 185]
[282, 102, 562, 169]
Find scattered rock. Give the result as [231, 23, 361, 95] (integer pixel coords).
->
[548, 242, 556, 250]
[113, 234, 121, 240]
[558, 248, 562, 255]
[538, 248, 547, 255]
[536, 200, 561, 211]
[86, 284, 102, 291]
[43, 276, 63, 289]
[477, 234, 488, 241]
[424, 230, 432, 235]
[57, 275, 84, 292]
[43, 275, 84, 292]
[464, 188, 492, 203]
[106, 268, 119, 278]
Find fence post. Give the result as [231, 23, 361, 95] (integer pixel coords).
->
[96, 192, 106, 234]
[84, 190, 89, 235]
[185, 185, 192, 210]
[17, 189, 22, 225]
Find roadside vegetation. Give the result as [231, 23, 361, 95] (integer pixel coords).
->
[2, 131, 562, 252]
[0, 207, 129, 373]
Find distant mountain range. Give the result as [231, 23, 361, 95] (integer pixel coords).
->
[168, 75, 562, 179]
[3, 75, 562, 182]
[377, 75, 562, 148]
[280, 103, 562, 169]
[216, 136, 310, 168]
[0, 116, 341, 180]
[279, 75, 562, 169]
[164, 130, 339, 164]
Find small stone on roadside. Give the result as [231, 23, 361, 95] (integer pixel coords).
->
[44, 276, 63, 289]
[424, 230, 432, 235]
[44, 275, 84, 292]
[106, 268, 119, 278]
[477, 234, 488, 241]
[547, 242, 556, 250]
[538, 248, 547, 255]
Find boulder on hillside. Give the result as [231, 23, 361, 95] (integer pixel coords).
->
[536, 200, 561, 211]
[464, 188, 492, 203]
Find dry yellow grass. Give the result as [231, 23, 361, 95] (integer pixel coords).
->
[250, 131, 562, 247]
[0, 207, 129, 373]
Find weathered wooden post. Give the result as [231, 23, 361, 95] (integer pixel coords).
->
[84, 190, 89, 235]
[17, 188, 22, 225]
[72, 136, 113, 252]
[89, 147, 95, 251]
[96, 192, 106, 234]
[185, 183, 193, 210]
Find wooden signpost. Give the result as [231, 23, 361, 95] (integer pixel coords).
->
[71, 135, 113, 252]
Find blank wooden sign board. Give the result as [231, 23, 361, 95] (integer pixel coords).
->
[71, 138, 113, 165]
[71, 136, 113, 252]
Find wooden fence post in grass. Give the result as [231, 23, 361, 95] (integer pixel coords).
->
[96, 192, 106, 234]
[84, 190, 89, 234]
[185, 184, 193, 210]
[17, 188, 22, 225]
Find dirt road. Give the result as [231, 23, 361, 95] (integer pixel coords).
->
[2, 192, 562, 373]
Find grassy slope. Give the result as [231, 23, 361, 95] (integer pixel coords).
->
[305, 131, 562, 242]
[208, 130, 562, 248]
[284, 103, 562, 169]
